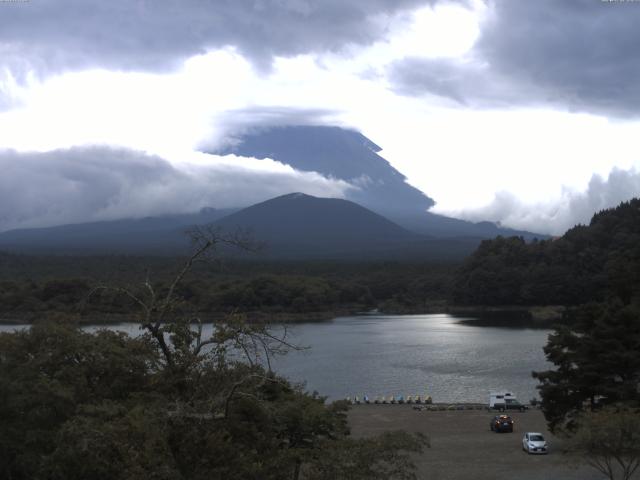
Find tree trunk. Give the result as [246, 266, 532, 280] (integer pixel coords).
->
[292, 459, 301, 480]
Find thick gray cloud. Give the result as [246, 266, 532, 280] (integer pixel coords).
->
[453, 167, 640, 235]
[388, 57, 544, 107]
[389, 0, 640, 117]
[0, 146, 353, 232]
[0, 0, 441, 78]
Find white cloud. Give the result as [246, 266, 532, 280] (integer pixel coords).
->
[0, 51, 255, 155]
[0, 147, 354, 232]
[448, 167, 640, 235]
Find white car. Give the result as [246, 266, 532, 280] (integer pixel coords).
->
[522, 432, 548, 454]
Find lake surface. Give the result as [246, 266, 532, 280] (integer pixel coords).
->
[0, 314, 552, 403]
[270, 314, 551, 403]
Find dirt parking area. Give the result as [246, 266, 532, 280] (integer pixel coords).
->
[348, 405, 611, 480]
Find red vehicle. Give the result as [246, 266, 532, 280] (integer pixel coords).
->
[490, 415, 514, 433]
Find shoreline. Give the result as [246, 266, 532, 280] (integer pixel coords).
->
[0, 309, 359, 326]
[0, 305, 565, 326]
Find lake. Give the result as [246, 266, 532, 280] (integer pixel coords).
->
[0, 314, 552, 403]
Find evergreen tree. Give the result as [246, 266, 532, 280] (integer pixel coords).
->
[533, 302, 640, 432]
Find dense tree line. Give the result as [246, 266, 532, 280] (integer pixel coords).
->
[453, 199, 640, 306]
[0, 262, 455, 321]
[519, 201, 640, 480]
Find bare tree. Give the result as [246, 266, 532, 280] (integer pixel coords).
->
[566, 407, 640, 480]
[89, 226, 296, 372]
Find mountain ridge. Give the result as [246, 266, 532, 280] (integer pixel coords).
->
[214, 125, 435, 217]
[0, 208, 235, 255]
[213, 125, 545, 240]
[0, 193, 481, 260]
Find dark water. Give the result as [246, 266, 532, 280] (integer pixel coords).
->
[0, 314, 552, 403]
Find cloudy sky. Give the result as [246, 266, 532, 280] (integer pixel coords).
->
[1, 0, 640, 234]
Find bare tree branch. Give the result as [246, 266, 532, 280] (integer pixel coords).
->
[84, 226, 299, 382]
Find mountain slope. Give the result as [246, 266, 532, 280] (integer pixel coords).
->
[0, 208, 235, 255]
[214, 125, 435, 217]
[392, 212, 544, 240]
[213, 125, 545, 240]
[0, 193, 481, 260]
[212, 192, 421, 257]
[211, 193, 483, 260]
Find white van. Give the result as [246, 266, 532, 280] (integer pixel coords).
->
[489, 391, 514, 408]
[489, 391, 527, 412]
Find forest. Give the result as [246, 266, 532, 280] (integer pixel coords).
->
[2, 199, 640, 326]
[0, 255, 455, 323]
[452, 199, 640, 307]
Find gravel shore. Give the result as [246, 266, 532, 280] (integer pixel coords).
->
[348, 405, 612, 480]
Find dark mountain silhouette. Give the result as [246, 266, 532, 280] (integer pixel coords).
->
[213, 125, 545, 240]
[0, 194, 480, 260]
[0, 208, 235, 255]
[213, 192, 421, 257]
[211, 193, 485, 260]
[392, 213, 543, 241]
[214, 125, 434, 217]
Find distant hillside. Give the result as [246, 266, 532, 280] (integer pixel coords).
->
[0, 193, 481, 260]
[214, 125, 545, 240]
[213, 193, 485, 260]
[214, 192, 418, 251]
[0, 208, 235, 255]
[452, 198, 640, 306]
[391, 212, 544, 241]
